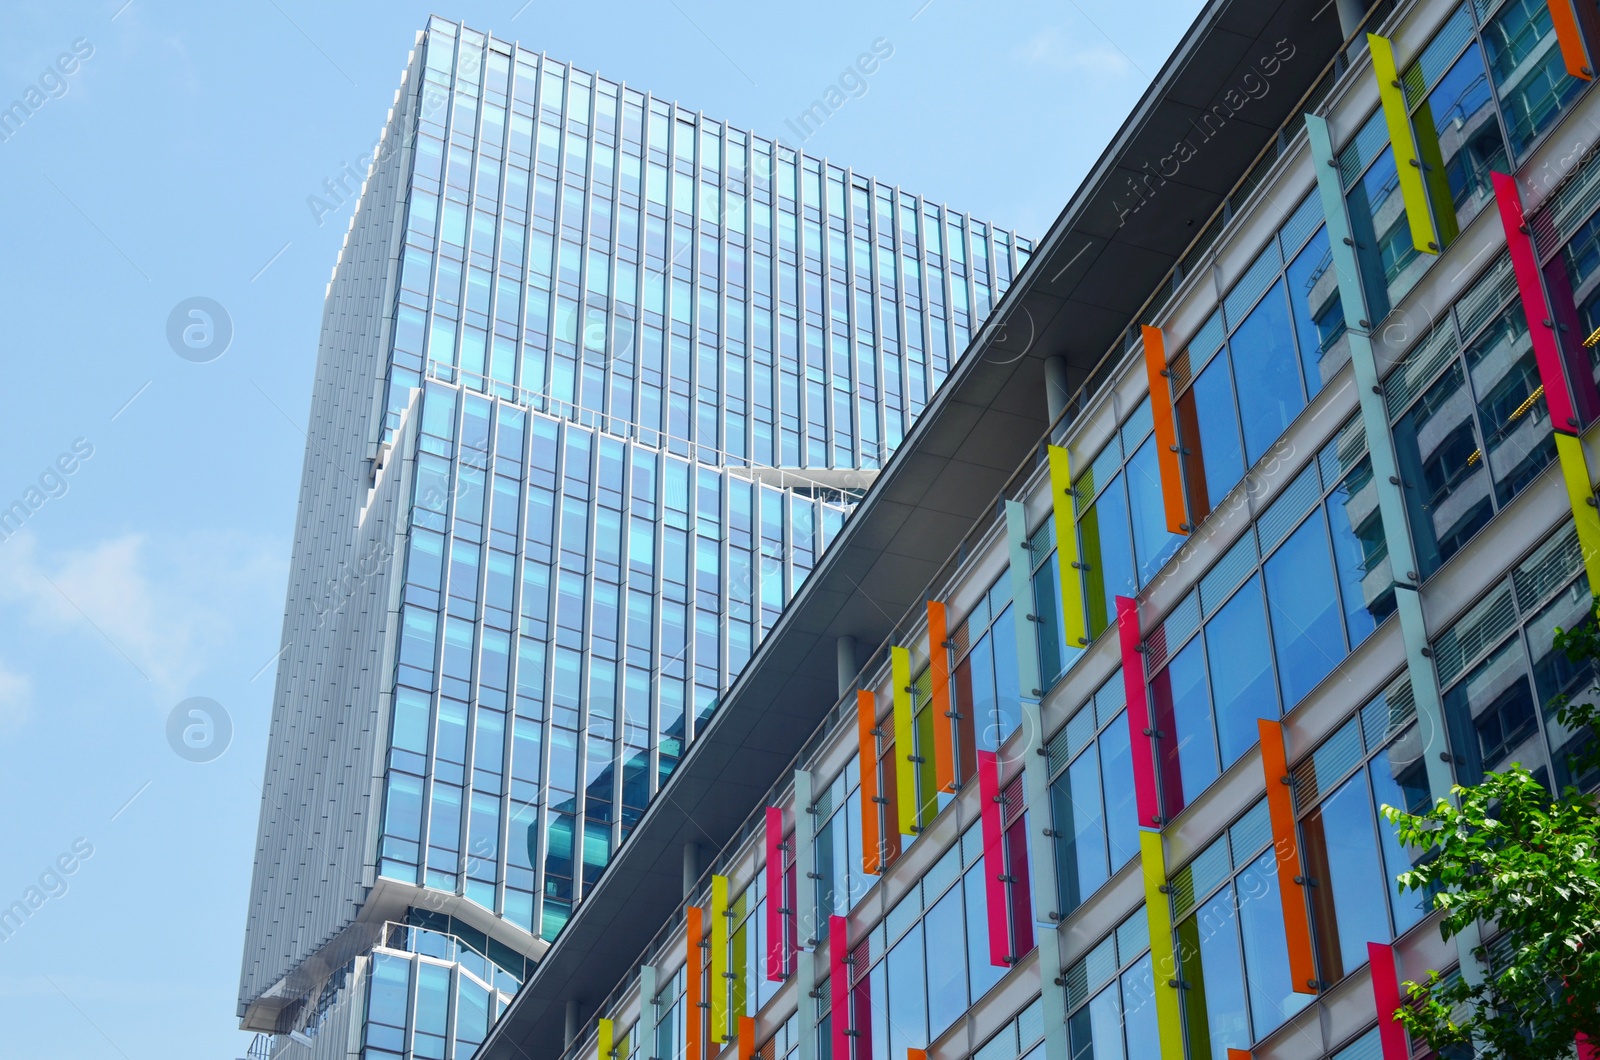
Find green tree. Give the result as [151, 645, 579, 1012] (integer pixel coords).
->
[1379, 616, 1600, 1059]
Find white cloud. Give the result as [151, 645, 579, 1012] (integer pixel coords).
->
[0, 659, 33, 730]
[0, 531, 285, 702]
[1015, 27, 1134, 77]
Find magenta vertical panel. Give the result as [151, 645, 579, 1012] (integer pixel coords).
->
[978, 749, 1009, 967]
[1493, 171, 1580, 431]
[829, 915, 851, 1059]
[764, 806, 785, 981]
[1367, 942, 1407, 1060]
[1003, 816, 1034, 958]
[1116, 595, 1160, 827]
[1579, 1033, 1598, 1060]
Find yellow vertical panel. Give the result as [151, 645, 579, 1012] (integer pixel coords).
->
[599, 1018, 615, 1060]
[1556, 432, 1600, 596]
[891, 647, 918, 835]
[711, 875, 730, 1045]
[1140, 830, 1184, 1060]
[1368, 33, 1441, 255]
[1047, 445, 1088, 648]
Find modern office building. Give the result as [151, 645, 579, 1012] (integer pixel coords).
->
[235, 15, 1032, 1060]
[476, 0, 1600, 1059]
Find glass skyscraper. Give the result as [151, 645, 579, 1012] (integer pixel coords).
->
[236, 16, 1029, 1059]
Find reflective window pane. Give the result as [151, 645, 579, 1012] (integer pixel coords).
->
[1392, 362, 1493, 578]
[1263, 513, 1345, 709]
[1229, 280, 1306, 465]
[1205, 575, 1278, 767]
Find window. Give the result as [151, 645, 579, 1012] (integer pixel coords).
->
[1047, 676, 1141, 918]
[1147, 419, 1390, 816]
[1171, 195, 1342, 526]
[1483, 0, 1583, 156]
[952, 573, 1022, 752]
[1172, 802, 1312, 1057]
[1387, 259, 1549, 578]
[1436, 525, 1595, 790]
[1295, 680, 1434, 983]
[1064, 909, 1159, 1060]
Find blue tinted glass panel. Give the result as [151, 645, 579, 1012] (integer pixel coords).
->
[1237, 850, 1311, 1038]
[1205, 575, 1277, 767]
[1151, 636, 1218, 816]
[1325, 459, 1394, 644]
[1229, 280, 1305, 465]
[1263, 513, 1344, 709]
[1285, 227, 1348, 395]
[1127, 435, 1183, 585]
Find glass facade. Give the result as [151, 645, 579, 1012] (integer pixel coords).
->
[247, 2, 1600, 1059]
[241, 14, 1032, 1060]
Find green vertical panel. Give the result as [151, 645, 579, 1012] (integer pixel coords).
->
[1047, 446, 1089, 647]
[1369, 34, 1442, 254]
[891, 647, 918, 835]
[710, 875, 730, 1043]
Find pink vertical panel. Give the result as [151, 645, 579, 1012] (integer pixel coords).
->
[1116, 595, 1161, 827]
[1579, 1033, 1598, 1060]
[1493, 171, 1579, 431]
[978, 749, 1009, 967]
[829, 915, 851, 1059]
[1367, 942, 1408, 1060]
[764, 806, 786, 982]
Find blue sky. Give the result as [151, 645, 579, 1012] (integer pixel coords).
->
[0, 0, 1204, 1054]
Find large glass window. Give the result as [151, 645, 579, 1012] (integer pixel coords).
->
[1064, 909, 1159, 1060]
[1048, 676, 1142, 919]
[1483, 0, 1583, 156]
[1172, 802, 1311, 1058]
[1435, 526, 1596, 790]
[1295, 681, 1433, 984]
[1387, 260, 1551, 579]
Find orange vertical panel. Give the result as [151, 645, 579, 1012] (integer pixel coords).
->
[856, 690, 883, 875]
[737, 1016, 756, 1060]
[926, 600, 956, 792]
[686, 906, 705, 1060]
[1227, 1052, 1252, 1060]
[1550, 0, 1595, 80]
[1258, 719, 1318, 995]
[1141, 325, 1189, 535]
[909, 1051, 928, 1060]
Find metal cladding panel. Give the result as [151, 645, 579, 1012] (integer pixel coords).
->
[712, 876, 731, 1043]
[926, 601, 956, 792]
[1367, 941, 1408, 1060]
[1139, 830, 1184, 1060]
[687, 906, 705, 1060]
[1046, 446, 1088, 648]
[1555, 433, 1600, 595]
[829, 915, 850, 1060]
[977, 749, 1009, 968]
[1493, 171, 1580, 431]
[856, 691, 884, 876]
[764, 807, 786, 981]
[1257, 719, 1318, 995]
[1003, 503, 1043, 701]
[891, 647, 919, 836]
[738, 1016, 756, 1060]
[1550, 0, 1596, 79]
[1140, 326, 1189, 535]
[1369, 33, 1440, 255]
[1116, 595, 1161, 827]
[793, 770, 818, 1060]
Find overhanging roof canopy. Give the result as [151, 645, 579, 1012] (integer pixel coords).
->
[479, 1, 1346, 1054]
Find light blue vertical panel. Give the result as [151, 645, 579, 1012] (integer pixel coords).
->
[1306, 113, 1482, 986]
[1004, 499, 1068, 1060]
